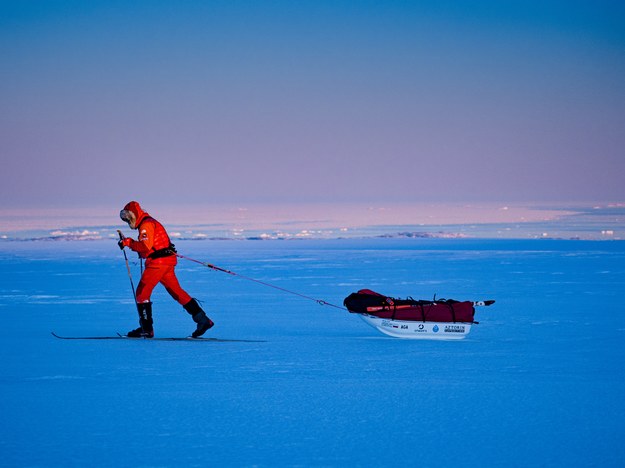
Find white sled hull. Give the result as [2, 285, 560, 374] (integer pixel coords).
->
[359, 314, 472, 340]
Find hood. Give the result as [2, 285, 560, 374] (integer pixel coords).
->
[121, 201, 149, 229]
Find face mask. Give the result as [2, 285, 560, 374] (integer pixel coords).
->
[120, 209, 137, 229]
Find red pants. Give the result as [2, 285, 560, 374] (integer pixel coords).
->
[136, 263, 192, 305]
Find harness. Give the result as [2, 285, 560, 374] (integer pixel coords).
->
[148, 245, 177, 259]
[137, 216, 177, 259]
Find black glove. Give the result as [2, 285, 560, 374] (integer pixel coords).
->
[118, 237, 131, 250]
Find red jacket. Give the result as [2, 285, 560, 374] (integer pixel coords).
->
[123, 201, 177, 266]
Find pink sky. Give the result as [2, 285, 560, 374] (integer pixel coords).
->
[0, 202, 577, 232]
[1, 2, 624, 208]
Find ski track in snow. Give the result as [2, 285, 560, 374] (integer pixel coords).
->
[0, 238, 624, 466]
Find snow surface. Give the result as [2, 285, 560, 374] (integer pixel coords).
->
[1, 238, 624, 467]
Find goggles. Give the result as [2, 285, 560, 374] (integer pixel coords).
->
[120, 209, 136, 227]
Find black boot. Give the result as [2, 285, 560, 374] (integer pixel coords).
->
[127, 302, 154, 338]
[183, 298, 214, 338]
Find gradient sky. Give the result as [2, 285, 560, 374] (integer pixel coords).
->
[1, 0, 624, 209]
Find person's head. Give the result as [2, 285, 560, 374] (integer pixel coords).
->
[120, 201, 143, 229]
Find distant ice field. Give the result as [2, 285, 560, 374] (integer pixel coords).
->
[1, 238, 624, 466]
[2, 201, 624, 240]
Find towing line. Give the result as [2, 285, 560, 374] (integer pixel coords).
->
[175, 253, 347, 310]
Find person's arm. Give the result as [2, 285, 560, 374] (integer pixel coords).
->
[126, 221, 155, 256]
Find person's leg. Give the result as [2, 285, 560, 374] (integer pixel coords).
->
[128, 264, 165, 337]
[136, 264, 164, 303]
[159, 265, 192, 305]
[126, 301, 154, 337]
[183, 298, 214, 337]
[160, 265, 214, 337]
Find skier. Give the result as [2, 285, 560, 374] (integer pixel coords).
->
[118, 201, 214, 338]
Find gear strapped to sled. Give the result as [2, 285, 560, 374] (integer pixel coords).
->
[343, 289, 476, 323]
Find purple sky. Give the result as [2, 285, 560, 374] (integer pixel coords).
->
[1, 1, 624, 209]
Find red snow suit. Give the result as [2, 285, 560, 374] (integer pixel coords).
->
[121, 201, 192, 305]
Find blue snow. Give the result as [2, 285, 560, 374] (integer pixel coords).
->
[1, 238, 624, 466]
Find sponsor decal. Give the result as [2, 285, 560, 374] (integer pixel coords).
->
[379, 320, 465, 335]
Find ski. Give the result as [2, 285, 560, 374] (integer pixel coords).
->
[51, 332, 123, 340]
[116, 333, 266, 342]
[51, 332, 265, 343]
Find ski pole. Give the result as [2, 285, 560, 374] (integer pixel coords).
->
[117, 230, 137, 302]
[175, 253, 347, 310]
